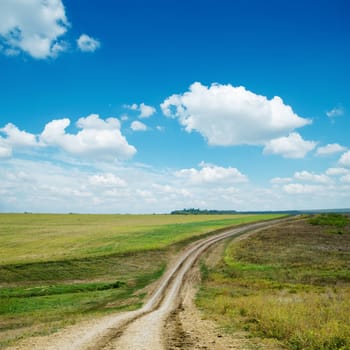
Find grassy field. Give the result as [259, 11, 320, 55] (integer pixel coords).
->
[0, 213, 281, 348]
[197, 214, 350, 350]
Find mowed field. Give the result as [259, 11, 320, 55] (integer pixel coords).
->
[0, 213, 281, 348]
[197, 214, 350, 350]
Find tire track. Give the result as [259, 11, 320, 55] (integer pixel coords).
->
[89, 218, 289, 350]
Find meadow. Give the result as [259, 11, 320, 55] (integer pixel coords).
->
[0, 212, 280, 348]
[197, 214, 350, 350]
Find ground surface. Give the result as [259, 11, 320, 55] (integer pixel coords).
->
[4, 218, 287, 350]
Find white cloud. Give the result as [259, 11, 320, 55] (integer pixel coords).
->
[89, 173, 126, 187]
[294, 171, 330, 184]
[339, 151, 350, 167]
[283, 183, 324, 195]
[326, 167, 350, 176]
[40, 114, 136, 160]
[0, 123, 41, 157]
[77, 34, 100, 52]
[131, 121, 147, 131]
[0, 143, 12, 158]
[161, 82, 311, 146]
[139, 103, 156, 118]
[263, 132, 316, 158]
[316, 143, 346, 156]
[0, 123, 38, 148]
[326, 106, 344, 118]
[175, 162, 248, 185]
[125, 103, 156, 118]
[1, 156, 349, 213]
[0, 0, 69, 59]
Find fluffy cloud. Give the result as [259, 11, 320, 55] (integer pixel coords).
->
[294, 171, 330, 183]
[326, 106, 344, 118]
[40, 114, 136, 160]
[131, 121, 147, 131]
[0, 0, 69, 59]
[0, 123, 38, 147]
[125, 103, 156, 118]
[339, 151, 350, 167]
[316, 143, 346, 156]
[139, 103, 156, 118]
[77, 34, 100, 52]
[0, 123, 40, 157]
[175, 162, 248, 185]
[161, 82, 311, 146]
[263, 132, 317, 158]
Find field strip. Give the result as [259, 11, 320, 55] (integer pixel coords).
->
[8, 217, 291, 350]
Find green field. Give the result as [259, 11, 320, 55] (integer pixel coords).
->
[0, 213, 281, 348]
[197, 214, 350, 350]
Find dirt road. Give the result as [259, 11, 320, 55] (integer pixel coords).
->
[9, 218, 287, 350]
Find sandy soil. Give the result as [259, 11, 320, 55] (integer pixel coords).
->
[7, 218, 289, 350]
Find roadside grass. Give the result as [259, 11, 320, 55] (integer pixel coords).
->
[197, 215, 350, 350]
[0, 213, 282, 348]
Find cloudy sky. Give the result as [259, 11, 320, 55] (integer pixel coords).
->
[0, 0, 349, 213]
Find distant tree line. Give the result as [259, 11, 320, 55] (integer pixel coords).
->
[170, 208, 238, 215]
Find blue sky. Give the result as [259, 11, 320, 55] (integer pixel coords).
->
[0, 0, 349, 213]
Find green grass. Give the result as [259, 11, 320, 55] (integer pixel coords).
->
[0, 213, 282, 348]
[197, 216, 350, 350]
[0, 213, 281, 264]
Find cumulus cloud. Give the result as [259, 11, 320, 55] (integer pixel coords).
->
[294, 171, 330, 184]
[263, 132, 317, 158]
[0, 0, 69, 59]
[77, 34, 100, 52]
[161, 82, 311, 146]
[131, 121, 147, 131]
[40, 114, 136, 160]
[0, 123, 38, 147]
[139, 103, 156, 118]
[339, 151, 350, 167]
[0, 123, 40, 158]
[125, 103, 156, 118]
[326, 106, 344, 118]
[316, 143, 346, 156]
[175, 162, 248, 185]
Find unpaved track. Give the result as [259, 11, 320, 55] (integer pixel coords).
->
[9, 218, 289, 350]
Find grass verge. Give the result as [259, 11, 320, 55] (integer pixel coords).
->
[197, 215, 350, 350]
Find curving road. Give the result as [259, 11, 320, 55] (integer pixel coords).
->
[9, 218, 289, 350]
